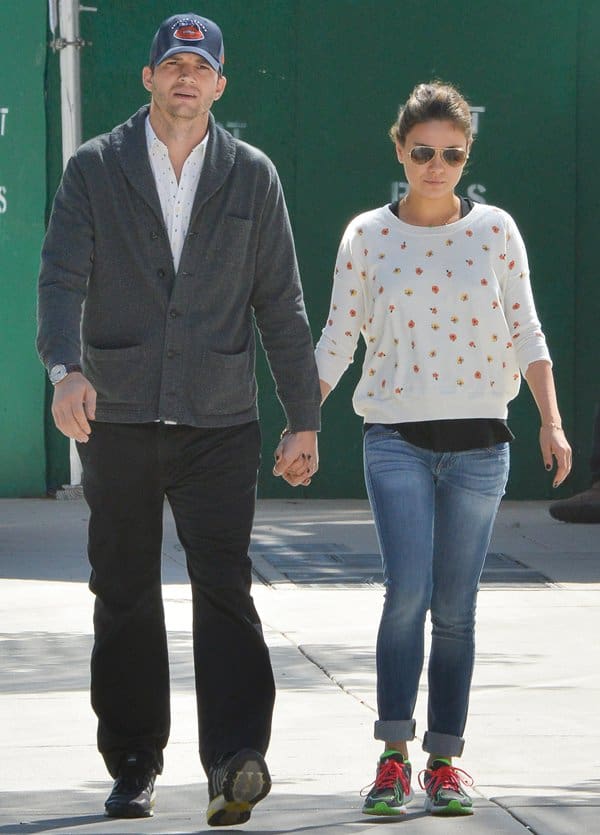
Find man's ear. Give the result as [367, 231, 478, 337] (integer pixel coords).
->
[214, 74, 227, 100]
[142, 66, 153, 93]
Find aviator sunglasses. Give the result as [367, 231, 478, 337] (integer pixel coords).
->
[409, 145, 468, 167]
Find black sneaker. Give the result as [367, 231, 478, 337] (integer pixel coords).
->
[104, 753, 157, 818]
[419, 758, 474, 816]
[207, 748, 271, 827]
[361, 751, 414, 816]
[549, 482, 600, 523]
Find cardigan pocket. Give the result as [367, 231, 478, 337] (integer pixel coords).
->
[208, 216, 254, 273]
[192, 348, 257, 416]
[84, 343, 148, 405]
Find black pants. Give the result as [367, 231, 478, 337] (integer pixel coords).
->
[77, 420, 274, 777]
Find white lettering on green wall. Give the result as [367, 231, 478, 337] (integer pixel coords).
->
[1, 108, 8, 211]
[215, 120, 247, 139]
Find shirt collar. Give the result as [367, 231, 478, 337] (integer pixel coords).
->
[145, 114, 209, 158]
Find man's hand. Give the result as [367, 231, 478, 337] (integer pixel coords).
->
[273, 430, 318, 487]
[51, 372, 97, 443]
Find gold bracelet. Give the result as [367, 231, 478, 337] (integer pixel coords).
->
[541, 422, 563, 431]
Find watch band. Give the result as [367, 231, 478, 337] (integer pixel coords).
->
[48, 363, 82, 384]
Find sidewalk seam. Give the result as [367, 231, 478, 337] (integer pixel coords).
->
[490, 798, 539, 833]
[278, 630, 377, 714]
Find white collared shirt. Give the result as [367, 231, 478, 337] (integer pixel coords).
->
[145, 116, 208, 271]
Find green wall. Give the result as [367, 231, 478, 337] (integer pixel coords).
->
[575, 1, 600, 494]
[20, 1, 600, 498]
[0, 0, 47, 496]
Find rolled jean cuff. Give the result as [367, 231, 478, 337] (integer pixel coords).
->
[374, 719, 416, 742]
[422, 731, 465, 757]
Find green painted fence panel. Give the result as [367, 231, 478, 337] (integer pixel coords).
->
[574, 0, 600, 493]
[294, 0, 578, 499]
[0, 0, 47, 496]
[34, 1, 596, 499]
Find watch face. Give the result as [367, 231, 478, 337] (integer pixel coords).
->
[49, 364, 68, 384]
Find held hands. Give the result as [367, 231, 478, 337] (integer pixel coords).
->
[273, 430, 319, 487]
[540, 425, 572, 488]
[51, 372, 97, 443]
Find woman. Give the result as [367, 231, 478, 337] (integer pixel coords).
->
[313, 81, 571, 817]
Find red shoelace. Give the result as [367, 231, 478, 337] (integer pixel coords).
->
[418, 763, 473, 794]
[362, 758, 411, 796]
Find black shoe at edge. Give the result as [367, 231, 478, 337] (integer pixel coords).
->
[104, 753, 157, 819]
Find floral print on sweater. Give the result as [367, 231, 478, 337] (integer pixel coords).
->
[315, 202, 551, 423]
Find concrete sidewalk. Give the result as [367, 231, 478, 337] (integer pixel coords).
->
[0, 498, 598, 834]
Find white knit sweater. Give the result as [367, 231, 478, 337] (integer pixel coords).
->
[315, 202, 551, 423]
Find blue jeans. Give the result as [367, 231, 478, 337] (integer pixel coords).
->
[363, 425, 510, 757]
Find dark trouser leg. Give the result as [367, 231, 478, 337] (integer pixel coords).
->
[77, 423, 170, 778]
[165, 421, 275, 774]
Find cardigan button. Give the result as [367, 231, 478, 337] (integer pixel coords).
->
[157, 268, 165, 278]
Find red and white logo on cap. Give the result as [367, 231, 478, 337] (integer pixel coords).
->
[173, 23, 204, 41]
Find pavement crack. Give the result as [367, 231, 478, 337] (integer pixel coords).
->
[490, 798, 539, 832]
[276, 629, 376, 714]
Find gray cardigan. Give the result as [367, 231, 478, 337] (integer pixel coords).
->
[37, 106, 321, 431]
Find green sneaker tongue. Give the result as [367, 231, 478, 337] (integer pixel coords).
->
[430, 758, 452, 769]
[381, 750, 409, 762]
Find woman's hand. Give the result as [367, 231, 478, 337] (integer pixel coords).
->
[273, 431, 319, 487]
[539, 424, 572, 488]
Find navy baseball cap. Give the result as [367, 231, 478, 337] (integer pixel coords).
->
[149, 13, 224, 73]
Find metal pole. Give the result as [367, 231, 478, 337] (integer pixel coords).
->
[58, 0, 82, 163]
[57, 0, 83, 486]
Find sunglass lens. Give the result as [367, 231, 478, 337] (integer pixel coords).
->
[442, 149, 467, 166]
[410, 146, 435, 164]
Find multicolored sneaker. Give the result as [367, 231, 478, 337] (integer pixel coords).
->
[207, 748, 271, 827]
[419, 758, 474, 816]
[361, 751, 414, 816]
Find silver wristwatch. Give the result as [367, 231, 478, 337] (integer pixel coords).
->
[48, 363, 82, 385]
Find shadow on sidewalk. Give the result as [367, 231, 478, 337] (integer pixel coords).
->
[0, 785, 475, 834]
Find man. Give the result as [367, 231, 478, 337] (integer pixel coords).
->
[37, 12, 320, 827]
[550, 402, 600, 523]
